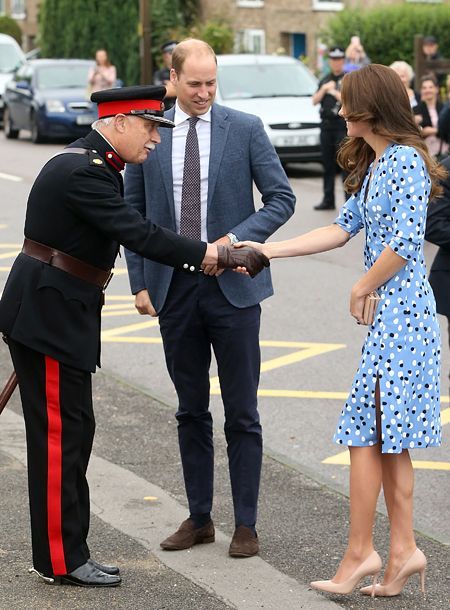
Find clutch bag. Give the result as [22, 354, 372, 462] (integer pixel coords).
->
[362, 291, 381, 326]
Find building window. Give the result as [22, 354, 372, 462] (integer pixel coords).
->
[11, 0, 26, 18]
[236, 29, 266, 54]
[312, 0, 343, 11]
[237, 0, 264, 7]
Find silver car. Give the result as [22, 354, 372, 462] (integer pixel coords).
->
[216, 54, 321, 164]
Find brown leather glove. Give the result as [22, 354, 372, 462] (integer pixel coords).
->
[217, 245, 270, 278]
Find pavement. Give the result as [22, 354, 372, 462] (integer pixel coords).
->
[0, 346, 449, 610]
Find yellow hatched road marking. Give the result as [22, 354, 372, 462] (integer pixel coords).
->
[0, 250, 20, 259]
[210, 342, 346, 389]
[101, 320, 159, 338]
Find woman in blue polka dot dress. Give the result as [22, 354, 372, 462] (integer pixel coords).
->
[238, 64, 446, 597]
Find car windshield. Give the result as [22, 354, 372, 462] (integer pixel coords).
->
[0, 44, 24, 73]
[218, 63, 317, 100]
[36, 64, 90, 89]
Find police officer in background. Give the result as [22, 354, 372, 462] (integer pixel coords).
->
[312, 46, 347, 210]
[0, 85, 267, 588]
[153, 40, 178, 109]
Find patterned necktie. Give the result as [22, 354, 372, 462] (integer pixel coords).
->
[179, 116, 201, 239]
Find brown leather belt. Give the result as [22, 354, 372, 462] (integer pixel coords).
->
[22, 238, 113, 290]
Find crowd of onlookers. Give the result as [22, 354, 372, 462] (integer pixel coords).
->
[318, 34, 450, 164]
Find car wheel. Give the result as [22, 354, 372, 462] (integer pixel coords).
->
[31, 113, 45, 143]
[3, 107, 19, 139]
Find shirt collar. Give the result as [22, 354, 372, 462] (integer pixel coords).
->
[174, 102, 212, 126]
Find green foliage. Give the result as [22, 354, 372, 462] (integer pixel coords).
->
[0, 15, 23, 44]
[39, 0, 140, 85]
[323, 4, 450, 67]
[168, 18, 234, 55]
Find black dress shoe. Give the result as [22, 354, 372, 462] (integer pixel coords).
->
[314, 201, 336, 210]
[50, 561, 121, 587]
[88, 557, 120, 575]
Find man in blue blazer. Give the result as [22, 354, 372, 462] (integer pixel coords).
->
[124, 40, 295, 557]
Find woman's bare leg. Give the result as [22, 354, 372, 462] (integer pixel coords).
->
[332, 444, 382, 582]
[380, 449, 417, 582]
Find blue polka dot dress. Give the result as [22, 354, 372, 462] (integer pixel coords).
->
[333, 143, 441, 454]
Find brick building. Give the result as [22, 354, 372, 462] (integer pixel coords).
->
[200, 0, 449, 70]
[0, 0, 40, 51]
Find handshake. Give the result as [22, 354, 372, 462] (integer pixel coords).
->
[216, 244, 270, 278]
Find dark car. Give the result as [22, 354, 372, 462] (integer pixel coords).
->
[3, 58, 98, 143]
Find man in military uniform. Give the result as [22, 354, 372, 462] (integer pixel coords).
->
[0, 85, 267, 588]
[153, 40, 178, 109]
[312, 46, 347, 210]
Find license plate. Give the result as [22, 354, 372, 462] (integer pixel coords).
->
[76, 115, 95, 125]
[279, 134, 314, 146]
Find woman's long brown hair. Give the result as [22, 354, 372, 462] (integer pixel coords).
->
[337, 64, 446, 200]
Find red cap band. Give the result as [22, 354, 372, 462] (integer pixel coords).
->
[97, 99, 163, 118]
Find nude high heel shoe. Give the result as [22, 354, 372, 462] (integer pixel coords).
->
[360, 548, 427, 597]
[310, 550, 382, 596]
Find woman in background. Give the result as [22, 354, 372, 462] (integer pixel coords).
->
[88, 48, 117, 94]
[414, 74, 447, 159]
[238, 64, 445, 598]
[389, 60, 420, 109]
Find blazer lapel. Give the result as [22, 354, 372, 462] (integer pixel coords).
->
[157, 107, 176, 227]
[208, 104, 230, 207]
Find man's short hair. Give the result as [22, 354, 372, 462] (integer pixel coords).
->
[171, 39, 217, 75]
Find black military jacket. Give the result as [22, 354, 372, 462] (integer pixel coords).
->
[0, 130, 206, 372]
[426, 156, 450, 317]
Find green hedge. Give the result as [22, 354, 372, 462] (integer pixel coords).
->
[0, 15, 23, 44]
[323, 4, 450, 67]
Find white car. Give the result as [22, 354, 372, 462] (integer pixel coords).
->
[216, 54, 321, 164]
[0, 33, 26, 125]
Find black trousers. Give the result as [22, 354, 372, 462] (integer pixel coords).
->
[159, 271, 262, 528]
[320, 127, 348, 206]
[8, 338, 94, 576]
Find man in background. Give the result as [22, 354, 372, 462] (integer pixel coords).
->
[153, 40, 178, 109]
[312, 46, 347, 211]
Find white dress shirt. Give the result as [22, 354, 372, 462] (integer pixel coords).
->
[172, 103, 211, 242]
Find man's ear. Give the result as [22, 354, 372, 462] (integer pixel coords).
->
[113, 113, 127, 133]
[169, 68, 177, 85]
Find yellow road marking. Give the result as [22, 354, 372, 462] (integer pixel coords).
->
[0, 250, 20, 259]
[323, 450, 450, 470]
[111, 268, 128, 276]
[105, 295, 134, 301]
[102, 336, 162, 344]
[209, 342, 346, 389]
[101, 320, 159, 338]
[442, 407, 450, 425]
[0, 243, 21, 248]
[0, 267, 11, 272]
[103, 303, 136, 310]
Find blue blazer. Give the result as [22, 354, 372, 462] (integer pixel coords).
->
[124, 103, 296, 310]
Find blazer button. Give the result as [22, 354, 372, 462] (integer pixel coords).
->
[183, 263, 189, 269]
[189, 265, 195, 272]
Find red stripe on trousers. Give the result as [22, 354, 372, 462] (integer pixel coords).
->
[45, 356, 67, 575]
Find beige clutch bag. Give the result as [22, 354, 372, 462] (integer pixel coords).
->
[362, 291, 381, 326]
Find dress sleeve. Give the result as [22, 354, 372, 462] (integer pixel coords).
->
[333, 193, 363, 238]
[386, 147, 430, 261]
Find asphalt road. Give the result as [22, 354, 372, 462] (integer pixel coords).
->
[0, 133, 448, 610]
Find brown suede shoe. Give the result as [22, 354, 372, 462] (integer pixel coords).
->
[160, 518, 215, 550]
[228, 526, 259, 558]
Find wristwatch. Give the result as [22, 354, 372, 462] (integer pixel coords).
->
[226, 232, 239, 244]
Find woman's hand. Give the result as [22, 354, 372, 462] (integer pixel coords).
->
[234, 240, 271, 258]
[350, 284, 366, 324]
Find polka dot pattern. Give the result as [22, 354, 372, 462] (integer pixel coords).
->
[333, 144, 441, 454]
